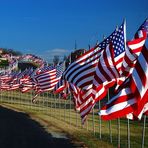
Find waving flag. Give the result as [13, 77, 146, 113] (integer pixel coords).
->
[54, 21, 126, 124]
[60, 21, 126, 91]
[121, 18, 148, 76]
[34, 69, 58, 92]
[136, 18, 148, 36]
[142, 101, 148, 116]
[99, 44, 148, 120]
[77, 22, 126, 123]
[20, 80, 35, 93]
[54, 77, 67, 93]
[93, 44, 119, 89]
[116, 18, 148, 91]
[19, 68, 35, 93]
[63, 45, 102, 90]
[69, 83, 96, 123]
[34, 63, 64, 93]
[71, 43, 120, 124]
[121, 31, 146, 76]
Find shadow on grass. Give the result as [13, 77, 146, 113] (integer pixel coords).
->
[0, 106, 78, 148]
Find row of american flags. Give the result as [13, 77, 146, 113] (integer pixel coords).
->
[0, 53, 47, 74]
[0, 18, 148, 124]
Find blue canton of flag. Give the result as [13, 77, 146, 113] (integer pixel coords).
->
[113, 22, 126, 59]
[55, 63, 65, 78]
[38, 65, 55, 73]
[98, 28, 118, 49]
[98, 20, 126, 71]
[137, 18, 148, 35]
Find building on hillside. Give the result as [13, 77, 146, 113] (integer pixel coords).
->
[0, 48, 3, 54]
[65, 48, 86, 68]
[71, 48, 86, 62]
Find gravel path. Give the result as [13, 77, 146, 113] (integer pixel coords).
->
[0, 106, 78, 148]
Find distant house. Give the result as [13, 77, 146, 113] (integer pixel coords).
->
[0, 49, 8, 63]
[0, 57, 7, 61]
[0, 48, 3, 54]
[71, 48, 86, 62]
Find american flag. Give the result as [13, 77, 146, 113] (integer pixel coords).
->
[21, 54, 46, 68]
[0, 72, 16, 83]
[79, 21, 126, 123]
[20, 80, 35, 93]
[6, 70, 30, 91]
[136, 18, 148, 36]
[61, 21, 126, 91]
[115, 30, 147, 91]
[70, 83, 107, 124]
[54, 77, 67, 93]
[116, 18, 148, 91]
[69, 83, 94, 123]
[35, 69, 58, 92]
[19, 69, 35, 93]
[36, 65, 55, 74]
[34, 63, 64, 93]
[122, 18, 148, 76]
[99, 20, 126, 72]
[56, 63, 65, 78]
[9, 59, 18, 71]
[0, 71, 19, 91]
[19, 68, 34, 83]
[99, 44, 148, 120]
[58, 82, 70, 99]
[0, 83, 11, 90]
[142, 101, 148, 116]
[69, 43, 120, 124]
[93, 44, 119, 89]
[63, 45, 102, 90]
[54, 21, 126, 123]
[128, 46, 148, 119]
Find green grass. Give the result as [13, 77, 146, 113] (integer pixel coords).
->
[0, 91, 148, 148]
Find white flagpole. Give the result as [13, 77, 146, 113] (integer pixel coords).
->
[142, 115, 146, 148]
[108, 89, 112, 143]
[127, 119, 130, 148]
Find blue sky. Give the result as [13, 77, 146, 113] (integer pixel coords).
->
[0, 0, 147, 62]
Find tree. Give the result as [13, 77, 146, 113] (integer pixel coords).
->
[2, 48, 22, 56]
[71, 49, 86, 62]
[53, 55, 60, 65]
[0, 60, 9, 68]
[63, 55, 67, 61]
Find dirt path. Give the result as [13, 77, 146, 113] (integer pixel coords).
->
[0, 106, 78, 148]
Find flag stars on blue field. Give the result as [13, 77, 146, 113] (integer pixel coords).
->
[98, 21, 125, 60]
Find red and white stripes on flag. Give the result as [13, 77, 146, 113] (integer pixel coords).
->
[116, 30, 147, 90]
[129, 46, 148, 119]
[62, 21, 126, 91]
[20, 80, 35, 93]
[112, 20, 126, 72]
[99, 45, 148, 120]
[69, 83, 96, 124]
[142, 100, 148, 116]
[54, 22, 126, 124]
[63, 45, 102, 90]
[93, 44, 119, 90]
[69, 43, 119, 124]
[121, 30, 147, 77]
[54, 21, 126, 99]
[35, 69, 60, 93]
[54, 77, 67, 93]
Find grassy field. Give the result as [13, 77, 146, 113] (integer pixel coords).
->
[0, 90, 148, 148]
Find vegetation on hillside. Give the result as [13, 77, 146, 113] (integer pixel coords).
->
[0, 60, 9, 68]
[1, 48, 22, 56]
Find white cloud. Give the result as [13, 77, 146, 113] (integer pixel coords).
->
[38, 48, 70, 63]
[47, 48, 68, 55]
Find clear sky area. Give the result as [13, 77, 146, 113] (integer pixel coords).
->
[0, 0, 147, 62]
